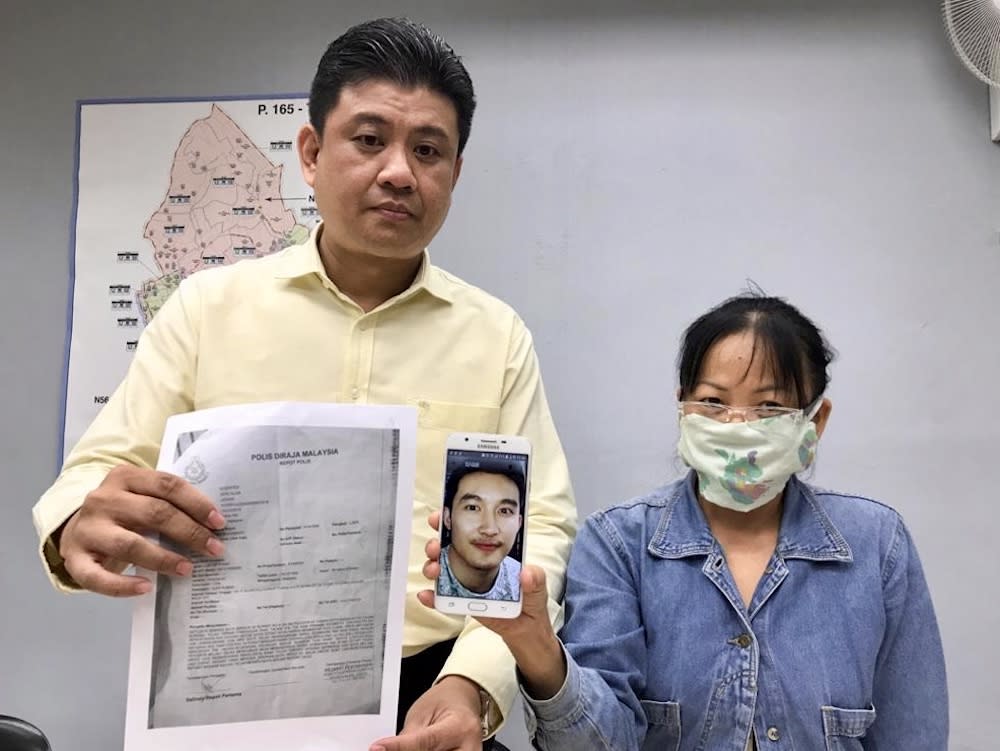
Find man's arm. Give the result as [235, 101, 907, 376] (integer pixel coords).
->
[33, 274, 226, 595]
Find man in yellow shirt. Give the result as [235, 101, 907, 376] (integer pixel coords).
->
[32, 17, 576, 751]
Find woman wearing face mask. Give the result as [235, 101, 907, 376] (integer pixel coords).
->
[418, 293, 948, 751]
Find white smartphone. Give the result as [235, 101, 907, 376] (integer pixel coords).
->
[435, 432, 531, 619]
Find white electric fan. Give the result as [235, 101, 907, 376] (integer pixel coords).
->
[942, 0, 1000, 139]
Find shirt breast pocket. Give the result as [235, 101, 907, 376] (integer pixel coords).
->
[821, 705, 876, 751]
[410, 399, 502, 508]
[413, 399, 501, 434]
[640, 699, 681, 751]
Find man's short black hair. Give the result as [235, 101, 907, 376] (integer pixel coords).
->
[309, 17, 476, 155]
[444, 462, 526, 513]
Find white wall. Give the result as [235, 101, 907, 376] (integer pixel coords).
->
[1, 2, 995, 749]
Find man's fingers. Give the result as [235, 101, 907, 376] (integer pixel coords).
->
[71, 524, 195, 577]
[424, 536, 441, 561]
[57, 465, 228, 596]
[368, 726, 448, 751]
[63, 553, 152, 597]
[416, 589, 435, 609]
[123, 493, 225, 558]
[375, 677, 482, 751]
[110, 467, 225, 530]
[77, 466, 227, 559]
[421, 558, 441, 582]
[426, 510, 440, 531]
[420, 535, 440, 590]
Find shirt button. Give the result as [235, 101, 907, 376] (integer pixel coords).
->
[735, 633, 752, 649]
[766, 726, 780, 742]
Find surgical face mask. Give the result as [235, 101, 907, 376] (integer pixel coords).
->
[677, 400, 822, 512]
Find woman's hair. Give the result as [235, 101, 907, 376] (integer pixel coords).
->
[677, 292, 836, 407]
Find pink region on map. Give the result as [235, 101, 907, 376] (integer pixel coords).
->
[138, 104, 308, 321]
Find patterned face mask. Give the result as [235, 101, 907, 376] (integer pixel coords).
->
[677, 400, 822, 512]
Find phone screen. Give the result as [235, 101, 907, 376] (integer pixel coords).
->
[437, 448, 528, 603]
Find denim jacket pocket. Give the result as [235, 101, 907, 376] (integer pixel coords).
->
[821, 705, 876, 751]
[640, 700, 681, 751]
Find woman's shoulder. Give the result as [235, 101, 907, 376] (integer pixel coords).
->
[589, 477, 686, 521]
[804, 482, 904, 522]
[798, 481, 909, 557]
[576, 478, 692, 552]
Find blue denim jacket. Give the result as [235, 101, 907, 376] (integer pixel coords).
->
[522, 474, 947, 750]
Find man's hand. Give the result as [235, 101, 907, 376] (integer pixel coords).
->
[416, 513, 567, 701]
[370, 675, 482, 751]
[58, 465, 226, 597]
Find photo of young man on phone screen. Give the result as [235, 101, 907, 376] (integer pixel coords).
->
[438, 462, 525, 601]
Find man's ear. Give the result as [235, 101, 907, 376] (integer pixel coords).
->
[451, 155, 463, 189]
[442, 507, 452, 531]
[297, 124, 320, 188]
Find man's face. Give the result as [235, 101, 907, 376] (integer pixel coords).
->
[443, 472, 523, 574]
[297, 78, 463, 264]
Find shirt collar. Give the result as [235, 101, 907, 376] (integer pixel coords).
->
[272, 222, 455, 304]
[649, 473, 853, 564]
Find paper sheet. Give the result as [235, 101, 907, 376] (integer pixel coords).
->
[124, 402, 416, 751]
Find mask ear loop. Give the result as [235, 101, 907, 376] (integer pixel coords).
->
[804, 395, 824, 421]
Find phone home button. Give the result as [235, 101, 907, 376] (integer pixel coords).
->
[467, 602, 489, 612]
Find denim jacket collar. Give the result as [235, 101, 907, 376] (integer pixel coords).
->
[648, 472, 853, 564]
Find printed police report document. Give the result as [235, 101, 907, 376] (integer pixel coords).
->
[124, 402, 417, 751]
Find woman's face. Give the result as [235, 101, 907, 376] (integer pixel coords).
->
[687, 331, 832, 433]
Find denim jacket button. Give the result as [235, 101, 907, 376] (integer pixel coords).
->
[736, 633, 752, 648]
[766, 726, 780, 741]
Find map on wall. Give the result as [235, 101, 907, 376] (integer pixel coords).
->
[63, 96, 320, 459]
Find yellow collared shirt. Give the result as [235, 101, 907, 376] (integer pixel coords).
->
[33, 225, 577, 732]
